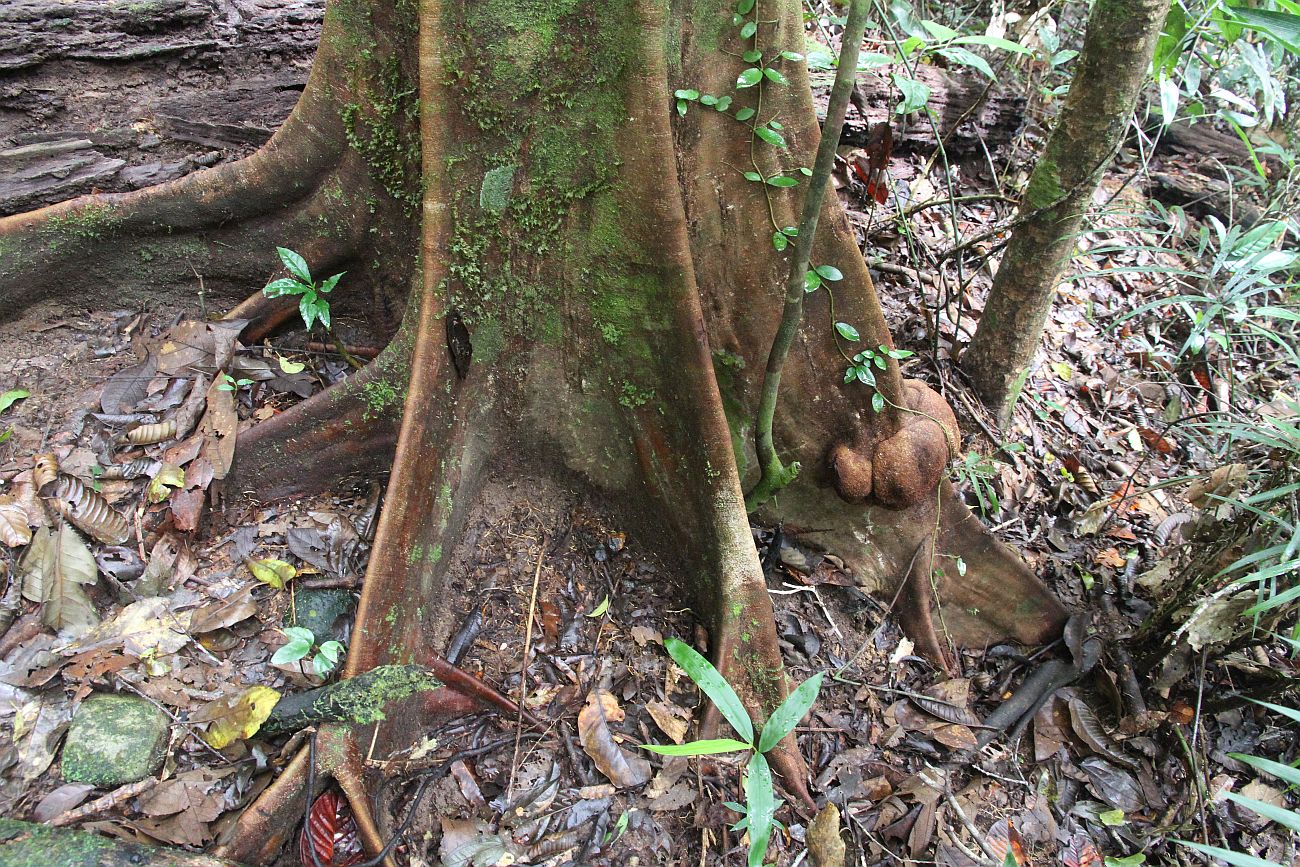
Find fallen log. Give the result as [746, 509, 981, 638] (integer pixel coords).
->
[0, 818, 245, 867]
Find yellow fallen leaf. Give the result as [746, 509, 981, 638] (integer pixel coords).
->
[147, 463, 186, 503]
[277, 355, 306, 374]
[200, 686, 281, 748]
[246, 558, 297, 589]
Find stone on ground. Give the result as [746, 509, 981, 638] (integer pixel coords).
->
[61, 693, 169, 786]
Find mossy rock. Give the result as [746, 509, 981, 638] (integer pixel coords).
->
[286, 588, 355, 643]
[61, 694, 169, 786]
[0, 818, 242, 865]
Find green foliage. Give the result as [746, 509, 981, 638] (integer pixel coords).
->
[953, 450, 1006, 517]
[1176, 700, 1300, 866]
[0, 388, 27, 444]
[216, 373, 254, 393]
[643, 638, 822, 867]
[271, 626, 345, 677]
[262, 247, 345, 333]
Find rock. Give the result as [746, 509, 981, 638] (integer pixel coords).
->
[286, 588, 354, 643]
[61, 693, 169, 786]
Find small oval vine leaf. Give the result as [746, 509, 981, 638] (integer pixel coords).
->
[814, 264, 844, 281]
[835, 322, 860, 341]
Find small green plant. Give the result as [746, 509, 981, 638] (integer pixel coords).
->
[642, 637, 823, 867]
[262, 247, 343, 332]
[841, 343, 914, 412]
[0, 387, 28, 444]
[271, 626, 345, 677]
[216, 372, 254, 393]
[953, 450, 1002, 516]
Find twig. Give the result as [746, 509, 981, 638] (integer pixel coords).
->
[51, 778, 159, 826]
[508, 536, 547, 796]
[941, 788, 1000, 865]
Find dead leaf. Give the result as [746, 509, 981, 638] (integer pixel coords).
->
[68, 597, 193, 659]
[33, 782, 96, 823]
[1094, 548, 1127, 569]
[0, 494, 33, 547]
[169, 489, 206, 532]
[194, 685, 281, 749]
[646, 699, 690, 745]
[985, 818, 1027, 865]
[19, 524, 99, 633]
[246, 558, 296, 589]
[199, 378, 238, 480]
[147, 463, 186, 504]
[807, 802, 846, 867]
[577, 688, 651, 789]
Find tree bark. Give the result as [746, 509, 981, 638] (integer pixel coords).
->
[0, 0, 1067, 861]
[962, 0, 1173, 423]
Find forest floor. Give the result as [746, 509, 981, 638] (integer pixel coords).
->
[0, 3, 1297, 867]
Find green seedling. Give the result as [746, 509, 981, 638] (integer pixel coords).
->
[262, 247, 343, 332]
[642, 637, 822, 867]
[271, 626, 345, 677]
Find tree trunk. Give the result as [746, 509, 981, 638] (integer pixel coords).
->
[962, 0, 1172, 423]
[0, 0, 1066, 861]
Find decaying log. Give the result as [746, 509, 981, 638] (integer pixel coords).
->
[0, 140, 125, 214]
[817, 64, 1027, 156]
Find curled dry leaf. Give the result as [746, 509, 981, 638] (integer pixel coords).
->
[577, 688, 651, 789]
[194, 685, 281, 749]
[124, 419, 178, 446]
[99, 457, 161, 480]
[40, 474, 131, 545]
[32, 452, 58, 488]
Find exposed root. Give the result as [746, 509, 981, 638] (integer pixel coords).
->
[227, 337, 410, 502]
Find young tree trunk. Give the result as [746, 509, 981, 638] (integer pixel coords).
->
[962, 0, 1172, 424]
[0, 0, 1066, 860]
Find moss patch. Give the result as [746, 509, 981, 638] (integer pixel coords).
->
[61, 694, 168, 786]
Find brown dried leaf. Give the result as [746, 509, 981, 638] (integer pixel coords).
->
[807, 802, 846, 867]
[1068, 697, 1137, 769]
[577, 688, 651, 789]
[985, 818, 1027, 865]
[199, 377, 237, 480]
[646, 699, 690, 745]
[19, 524, 99, 633]
[0, 495, 32, 547]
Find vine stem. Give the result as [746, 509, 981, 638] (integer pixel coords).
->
[746, 0, 870, 513]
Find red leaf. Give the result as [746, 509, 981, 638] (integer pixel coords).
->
[300, 790, 364, 867]
[1061, 832, 1103, 867]
[985, 818, 1028, 865]
[851, 121, 893, 206]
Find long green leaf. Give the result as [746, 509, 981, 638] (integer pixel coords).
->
[1222, 792, 1300, 833]
[744, 751, 774, 867]
[1230, 8, 1300, 51]
[664, 637, 754, 743]
[1228, 754, 1300, 789]
[757, 673, 823, 753]
[1246, 699, 1300, 726]
[1177, 841, 1284, 867]
[641, 738, 752, 756]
